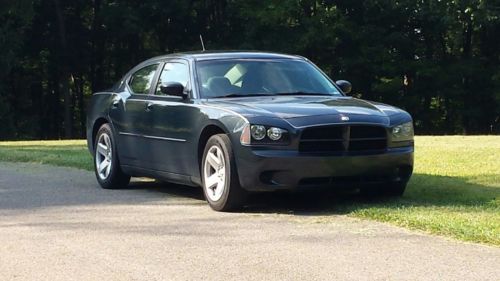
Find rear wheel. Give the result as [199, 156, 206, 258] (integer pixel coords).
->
[202, 134, 246, 211]
[94, 123, 130, 189]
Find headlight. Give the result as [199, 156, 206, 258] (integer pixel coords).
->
[267, 127, 283, 141]
[392, 121, 414, 141]
[241, 124, 289, 145]
[250, 125, 266, 140]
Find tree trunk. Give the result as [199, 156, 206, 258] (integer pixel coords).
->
[461, 10, 473, 134]
[53, 0, 72, 138]
[90, 0, 105, 93]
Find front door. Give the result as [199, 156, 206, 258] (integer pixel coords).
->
[142, 60, 200, 175]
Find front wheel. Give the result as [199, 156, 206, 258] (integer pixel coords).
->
[94, 123, 130, 189]
[202, 134, 247, 211]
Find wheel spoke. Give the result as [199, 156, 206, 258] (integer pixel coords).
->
[97, 143, 108, 156]
[215, 181, 224, 197]
[207, 151, 220, 169]
[205, 174, 219, 189]
[103, 134, 110, 148]
[105, 160, 111, 177]
[99, 159, 110, 173]
[216, 148, 223, 163]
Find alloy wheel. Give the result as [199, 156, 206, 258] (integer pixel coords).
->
[95, 133, 112, 180]
[203, 145, 226, 201]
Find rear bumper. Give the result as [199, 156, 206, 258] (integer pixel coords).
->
[234, 146, 414, 191]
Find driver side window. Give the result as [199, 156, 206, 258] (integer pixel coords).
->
[156, 62, 189, 95]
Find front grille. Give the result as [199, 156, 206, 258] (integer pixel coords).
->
[299, 125, 387, 153]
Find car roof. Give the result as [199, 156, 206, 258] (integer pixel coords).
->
[143, 51, 304, 64]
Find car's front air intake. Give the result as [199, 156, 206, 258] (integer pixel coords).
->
[299, 125, 387, 153]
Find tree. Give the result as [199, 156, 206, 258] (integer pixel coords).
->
[0, 0, 498, 140]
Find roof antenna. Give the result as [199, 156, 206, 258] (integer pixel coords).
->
[199, 34, 206, 52]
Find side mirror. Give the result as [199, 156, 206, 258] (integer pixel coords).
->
[159, 82, 187, 99]
[335, 80, 352, 94]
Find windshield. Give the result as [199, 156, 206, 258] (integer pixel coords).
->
[195, 59, 342, 98]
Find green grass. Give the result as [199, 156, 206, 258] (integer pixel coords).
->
[0, 140, 92, 171]
[341, 136, 500, 246]
[0, 136, 499, 245]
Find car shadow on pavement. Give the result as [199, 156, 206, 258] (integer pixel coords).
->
[1, 161, 495, 215]
[126, 179, 206, 201]
[143, 173, 499, 215]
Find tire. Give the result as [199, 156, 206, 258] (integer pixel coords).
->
[94, 123, 131, 189]
[360, 181, 407, 198]
[201, 134, 247, 211]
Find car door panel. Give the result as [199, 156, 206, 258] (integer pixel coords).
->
[109, 63, 160, 169]
[143, 60, 196, 175]
[143, 98, 201, 175]
[110, 95, 152, 167]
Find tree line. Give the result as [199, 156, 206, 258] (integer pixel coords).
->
[1, 0, 499, 140]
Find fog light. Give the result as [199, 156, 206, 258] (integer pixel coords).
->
[250, 125, 266, 140]
[267, 127, 282, 141]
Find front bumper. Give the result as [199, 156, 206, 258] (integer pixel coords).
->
[234, 146, 414, 191]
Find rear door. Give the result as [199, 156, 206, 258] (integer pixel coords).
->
[110, 63, 161, 168]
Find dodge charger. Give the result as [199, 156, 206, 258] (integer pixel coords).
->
[86, 51, 414, 211]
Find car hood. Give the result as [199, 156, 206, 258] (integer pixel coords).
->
[205, 96, 404, 126]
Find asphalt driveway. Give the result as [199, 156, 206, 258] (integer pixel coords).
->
[0, 162, 498, 281]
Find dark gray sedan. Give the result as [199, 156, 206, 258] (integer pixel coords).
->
[86, 51, 414, 211]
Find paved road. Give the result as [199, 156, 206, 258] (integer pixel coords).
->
[0, 162, 498, 281]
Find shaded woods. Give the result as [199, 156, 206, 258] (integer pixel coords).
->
[1, 0, 499, 139]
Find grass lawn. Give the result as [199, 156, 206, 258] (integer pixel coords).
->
[0, 136, 499, 246]
[0, 140, 92, 171]
[337, 136, 500, 246]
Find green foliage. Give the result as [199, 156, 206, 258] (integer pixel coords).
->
[0, 0, 34, 139]
[0, 0, 499, 139]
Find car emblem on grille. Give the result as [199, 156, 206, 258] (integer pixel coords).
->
[340, 115, 349, 121]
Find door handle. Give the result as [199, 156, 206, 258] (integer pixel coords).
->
[112, 100, 119, 109]
[146, 102, 154, 111]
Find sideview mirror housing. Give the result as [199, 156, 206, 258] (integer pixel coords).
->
[335, 80, 352, 94]
[159, 82, 187, 99]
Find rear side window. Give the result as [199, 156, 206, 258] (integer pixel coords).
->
[128, 64, 159, 94]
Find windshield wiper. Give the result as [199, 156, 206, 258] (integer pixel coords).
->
[212, 92, 333, 98]
[273, 92, 332, 96]
[212, 93, 271, 98]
